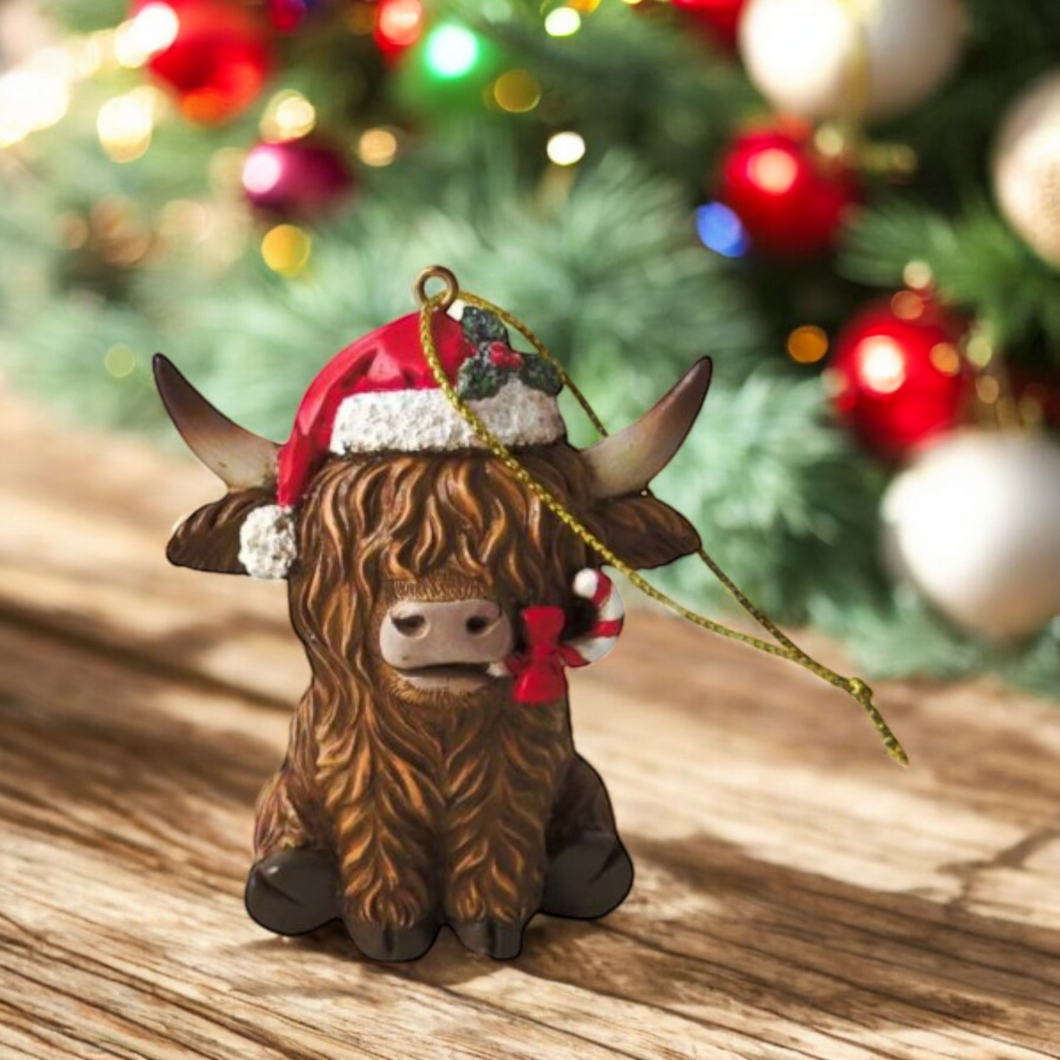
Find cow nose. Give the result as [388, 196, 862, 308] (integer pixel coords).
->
[380, 598, 514, 670]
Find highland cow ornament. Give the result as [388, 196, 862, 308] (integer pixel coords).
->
[156, 266, 906, 962]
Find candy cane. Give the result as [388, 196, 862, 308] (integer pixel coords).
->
[566, 568, 624, 665]
[488, 568, 625, 694]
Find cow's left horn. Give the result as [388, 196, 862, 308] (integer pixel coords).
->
[153, 354, 279, 490]
[581, 357, 712, 500]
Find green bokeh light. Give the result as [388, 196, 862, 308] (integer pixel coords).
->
[423, 23, 481, 80]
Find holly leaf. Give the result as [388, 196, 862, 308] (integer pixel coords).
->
[519, 354, 563, 396]
[457, 357, 505, 401]
[462, 306, 509, 346]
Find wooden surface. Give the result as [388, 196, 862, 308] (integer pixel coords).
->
[1, 393, 1059, 1060]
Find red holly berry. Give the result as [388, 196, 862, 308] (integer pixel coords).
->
[488, 342, 523, 370]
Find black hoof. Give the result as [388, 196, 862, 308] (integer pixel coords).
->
[245, 848, 340, 936]
[344, 915, 440, 962]
[449, 917, 525, 960]
[540, 829, 633, 919]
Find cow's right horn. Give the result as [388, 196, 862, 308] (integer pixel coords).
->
[580, 357, 712, 500]
[153, 354, 279, 490]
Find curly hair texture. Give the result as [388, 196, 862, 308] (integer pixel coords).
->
[174, 443, 699, 929]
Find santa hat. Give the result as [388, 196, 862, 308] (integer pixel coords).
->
[239, 302, 566, 578]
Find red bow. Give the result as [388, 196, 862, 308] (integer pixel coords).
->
[507, 606, 586, 705]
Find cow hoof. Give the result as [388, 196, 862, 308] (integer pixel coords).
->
[449, 917, 525, 960]
[245, 848, 341, 936]
[540, 829, 633, 919]
[344, 915, 440, 963]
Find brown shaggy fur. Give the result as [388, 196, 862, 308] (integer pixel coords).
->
[170, 443, 699, 929]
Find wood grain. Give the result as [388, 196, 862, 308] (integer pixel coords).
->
[1, 392, 1059, 1059]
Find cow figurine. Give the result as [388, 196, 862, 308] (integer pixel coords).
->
[155, 275, 711, 961]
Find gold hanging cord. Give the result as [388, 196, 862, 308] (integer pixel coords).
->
[414, 267, 908, 766]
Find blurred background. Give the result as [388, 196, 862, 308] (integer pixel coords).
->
[1, 0, 1060, 693]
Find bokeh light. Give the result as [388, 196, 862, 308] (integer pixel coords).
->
[694, 202, 749, 258]
[858, 337, 907, 395]
[115, 4, 180, 67]
[104, 344, 138, 379]
[260, 90, 316, 143]
[97, 90, 158, 163]
[424, 24, 481, 80]
[545, 8, 582, 36]
[262, 224, 312, 276]
[493, 70, 541, 113]
[547, 131, 585, 166]
[358, 127, 400, 167]
[786, 325, 829, 364]
[746, 148, 798, 195]
[929, 342, 961, 377]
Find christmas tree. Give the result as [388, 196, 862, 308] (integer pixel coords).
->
[2, 0, 1060, 693]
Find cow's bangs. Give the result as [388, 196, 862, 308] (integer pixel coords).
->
[299, 445, 595, 609]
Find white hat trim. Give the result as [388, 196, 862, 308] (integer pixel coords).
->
[330, 378, 565, 455]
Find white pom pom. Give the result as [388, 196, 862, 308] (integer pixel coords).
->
[238, 505, 297, 580]
[573, 568, 600, 599]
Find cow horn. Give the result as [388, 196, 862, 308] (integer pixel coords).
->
[581, 357, 712, 500]
[153, 354, 279, 490]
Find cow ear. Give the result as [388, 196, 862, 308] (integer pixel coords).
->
[167, 487, 278, 575]
[587, 494, 700, 571]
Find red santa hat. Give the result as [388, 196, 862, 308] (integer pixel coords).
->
[239, 301, 566, 578]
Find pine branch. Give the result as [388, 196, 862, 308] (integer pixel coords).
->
[840, 198, 1060, 356]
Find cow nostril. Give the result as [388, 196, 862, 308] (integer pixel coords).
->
[393, 614, 427, 637]
[466, 616, 492, 635]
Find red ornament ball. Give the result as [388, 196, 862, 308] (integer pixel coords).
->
[131, 0, 274, 123]
[715, 125, 860, 257]
[827, 293, 973, 461]
[671, 0, 750, 49]
[242, 138, 354, 217]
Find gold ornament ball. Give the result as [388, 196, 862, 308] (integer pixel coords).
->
[738, 0, 965, 123]
[993, 71, 1060, 270]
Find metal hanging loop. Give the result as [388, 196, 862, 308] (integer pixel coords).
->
[413, 266, 459, 311]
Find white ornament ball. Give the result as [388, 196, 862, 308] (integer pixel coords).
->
[881, 432, 1060, 640]
[993, 71, 1060, 269]
[738, 0, 965, 123]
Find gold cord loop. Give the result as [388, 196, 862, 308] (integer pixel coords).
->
[416, 277, 908, 766]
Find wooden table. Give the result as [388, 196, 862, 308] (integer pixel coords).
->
[1, 393, 1058, 1059]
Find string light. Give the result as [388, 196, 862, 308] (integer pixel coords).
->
[695, 202, 749, 258]
[260, 90, 316, 143]
[786, 325, 829, 364]
[357, 127, 400, 166]
[965, 332, 995, 368]
[546, 131, 585, 166]
[903, 259, 933, 290]
[261, 224, 312, 276]
[929, 342, 961, 376]
[423, 24, 482, 80]
[544, 8, 582, 36]
[97, 87, 162, 162]
[493, 70, 541, 113]
[890, 290, 924, 321]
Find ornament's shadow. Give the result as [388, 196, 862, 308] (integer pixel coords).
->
[230, 825, 1060, 1042]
